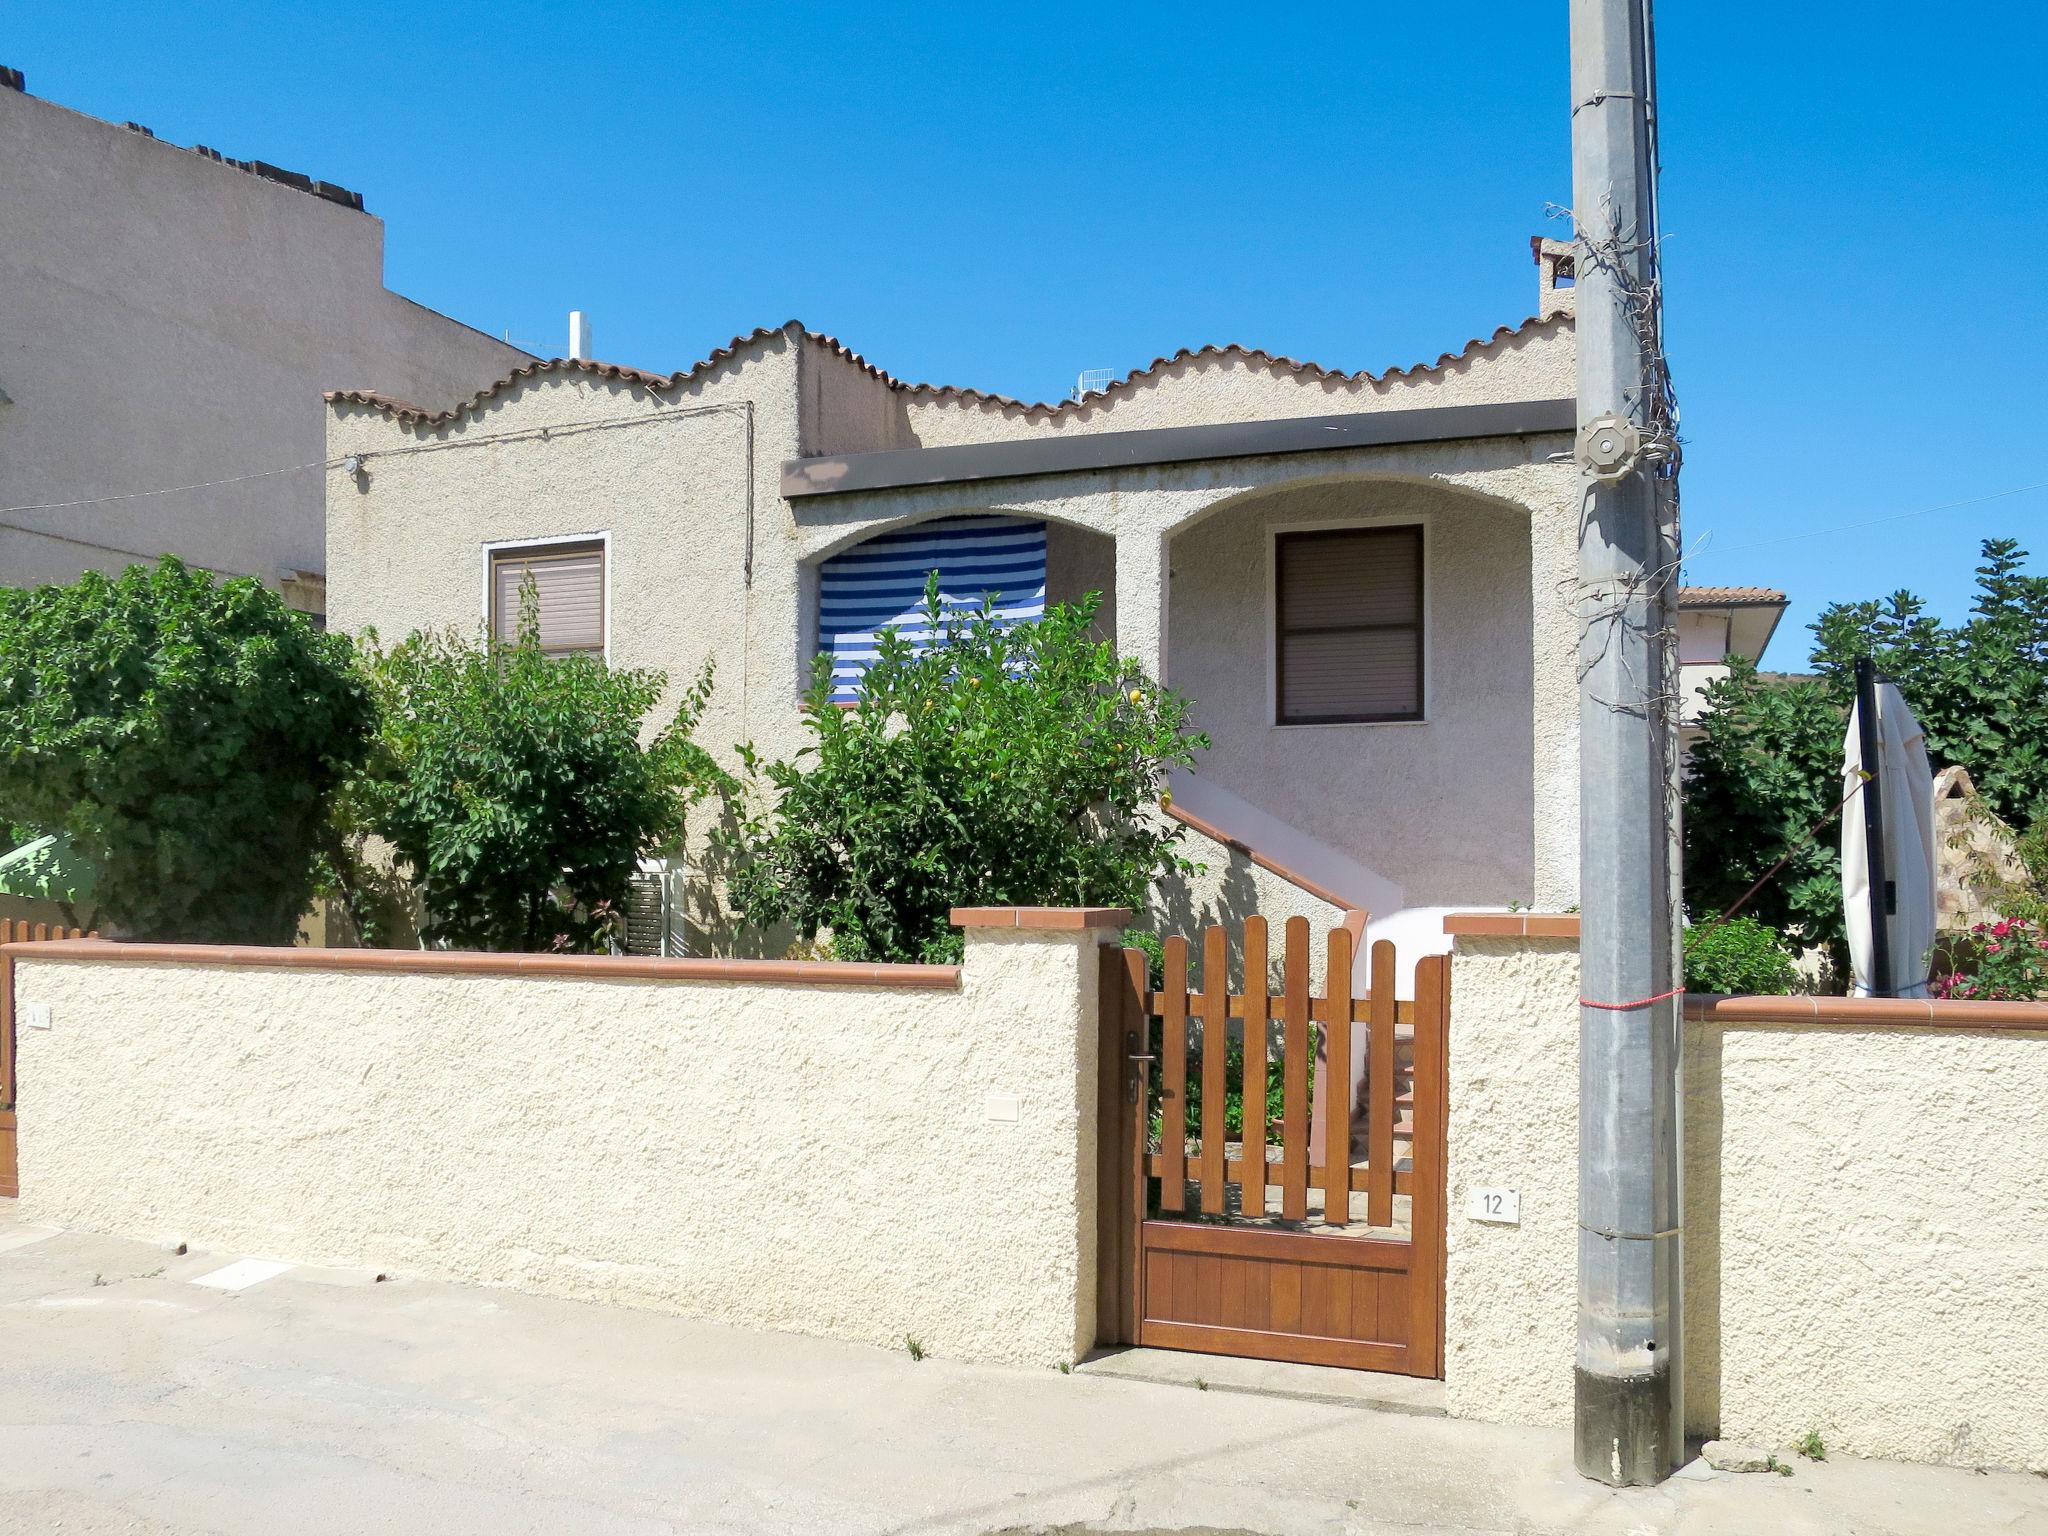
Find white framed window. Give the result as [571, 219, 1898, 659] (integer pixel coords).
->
[1270, 522, 1426, 726]
[484, 535, 609, 659]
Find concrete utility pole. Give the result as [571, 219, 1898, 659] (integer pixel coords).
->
[1569, 0, 1684, 1487]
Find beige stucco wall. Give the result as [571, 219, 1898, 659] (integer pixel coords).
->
[0, 82, 527, 595]
[15, 924, 1109, 1368]
[1443, 928, 2048, 1473]
[326, 345, 796, 780]
[1695, 1020, 2048, 1472]
[1441, 934, 1581, 1423]
[878, 319, 1575, 451]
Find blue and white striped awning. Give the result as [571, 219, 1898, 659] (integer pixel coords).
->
[818, 515, 1048, 704]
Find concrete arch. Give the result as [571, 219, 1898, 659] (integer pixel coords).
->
[1157, 466, 1540, 545]
[793, 497, 1111, 566]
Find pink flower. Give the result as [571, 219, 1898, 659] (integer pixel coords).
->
[1992, 920, 2012, 938]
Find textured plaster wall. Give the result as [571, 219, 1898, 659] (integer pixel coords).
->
[326, 346, 793, 777]
[0, 85, 526, 593]
[1442, 935, 1581, 1424]
[1167, 480, 1536, 908]
[15, 927, 1107, 1368]
[1695, 1021, 2048, 1472]
[881, 320, 1575, 451]
[1044, 521, 1117, 642]
[1443, 928, 2048, 1471]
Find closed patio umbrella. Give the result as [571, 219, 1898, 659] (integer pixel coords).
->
[1841, 662, 1937, 998]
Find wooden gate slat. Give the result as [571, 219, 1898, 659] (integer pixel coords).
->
[1407, 951, 1450, 1375]
[1279, 916, 1311, 1222]
[1198, 925, 1229, 1214]
[1240, 915, 1269, 1221]
[1120, 917, 1448, 1383]
[1366, 938, 1398, 1227]
[1322, 924, 1355, 1226]
[1121, 946, 1150, 1343]
[1159, 935, 1189, 1213]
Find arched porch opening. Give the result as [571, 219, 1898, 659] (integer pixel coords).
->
[1160, 474, 1538, 912]
[804, 510, 1117, 704]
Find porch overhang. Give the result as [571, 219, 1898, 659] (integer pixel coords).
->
[781, 398, 1576, 499]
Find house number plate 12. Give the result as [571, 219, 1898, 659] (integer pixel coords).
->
[1466, 1187, 1520, 1225]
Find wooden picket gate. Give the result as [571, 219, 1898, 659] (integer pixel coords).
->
[0, 919, 95, 1199]
[1096, 916, 1447, 1376]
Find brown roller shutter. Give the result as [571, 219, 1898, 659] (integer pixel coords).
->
[1275, 527, 1423, 724]
[490, 542, 605, 657]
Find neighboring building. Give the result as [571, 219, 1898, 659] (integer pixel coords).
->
[0, 68, 530, 616]
[326, 240, 1586, 964]
[1677, 585, 1788, 757]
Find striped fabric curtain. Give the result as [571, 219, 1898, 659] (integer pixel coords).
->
[817, 515, 1048, 704]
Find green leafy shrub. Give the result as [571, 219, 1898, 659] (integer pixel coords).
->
[1933, 919, 2048, 1002]
[347, 598, 728, 953]
[1156, 1029, 1309, 1144]
[726, 580, 1207, 964]
[1682, 916, 1801, 995]
[0, 559, 372, 941]
[1682, 661, 1849, 955]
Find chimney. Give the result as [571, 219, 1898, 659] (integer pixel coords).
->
[568, 310, 592, 362]
[1531, 235, 1576, 319]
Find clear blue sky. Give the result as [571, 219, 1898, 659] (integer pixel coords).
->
[11, 3, 2045, 656]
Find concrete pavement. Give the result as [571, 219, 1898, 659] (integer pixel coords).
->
[1, 1215, 2043, 1534]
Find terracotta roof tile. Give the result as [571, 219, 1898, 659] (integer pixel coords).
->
[324, 329, 796, 426]
[327, 313, 1572, 429]
[1678, 586, 1788, 607]
[806, 312, 1570, 418]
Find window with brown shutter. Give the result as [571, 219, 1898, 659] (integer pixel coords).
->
[489, 540, 605, 658]
[1274, 526, 1423, 724]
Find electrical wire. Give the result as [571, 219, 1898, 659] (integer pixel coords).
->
[0, 520, 269, 581]
[0, 398, 749, 520]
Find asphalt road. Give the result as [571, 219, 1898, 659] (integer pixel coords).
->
[2, 1216, 2043, 1535]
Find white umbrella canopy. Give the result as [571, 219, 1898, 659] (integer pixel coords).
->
[1842, 680, 1937, 998]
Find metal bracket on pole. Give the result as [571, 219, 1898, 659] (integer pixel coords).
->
[1576, 415, 1644, 482]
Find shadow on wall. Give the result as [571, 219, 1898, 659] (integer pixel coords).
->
[681, 799, 791, 961]
[1152, 848, 1276, 989]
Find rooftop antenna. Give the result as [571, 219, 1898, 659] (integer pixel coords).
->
[568, 311, 592, 362]
[1071, 368, 1113, 405]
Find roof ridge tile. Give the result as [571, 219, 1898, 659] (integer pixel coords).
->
[327, 312, 1571, 428]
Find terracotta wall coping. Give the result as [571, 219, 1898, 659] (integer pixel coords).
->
[0, 940, 961, 990]
[1162, 802, 1356, 914]
[1685, 992, 2048, 1033]
[948, 906, 1131, 931]
[1442, 912, 1582, 938]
